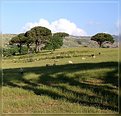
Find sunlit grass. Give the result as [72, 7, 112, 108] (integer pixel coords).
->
[2, 47, 119, 113]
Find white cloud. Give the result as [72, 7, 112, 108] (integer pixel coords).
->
[22, 18, 87, 36]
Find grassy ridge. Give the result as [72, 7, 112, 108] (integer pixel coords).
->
[2, 47, 119, 113]
[1, 34, 119, 49]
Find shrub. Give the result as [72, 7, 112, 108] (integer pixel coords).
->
[3, 45, 29, 57]
[21, 46, 28, 54]
[3, 45, 19, 57]
[44, 35, 63, 50]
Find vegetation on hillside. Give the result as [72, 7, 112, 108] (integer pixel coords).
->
[1, 33, 118, 54]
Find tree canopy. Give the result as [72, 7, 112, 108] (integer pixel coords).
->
[9, 27, 69, 55]
[91, 33, 114, 47]
[53, 32, 69, 37]
[10, 33, 26, 44]
[25, 26, 52, 52]
[45, 32, 69, 50]
[9, 33, 27, 54]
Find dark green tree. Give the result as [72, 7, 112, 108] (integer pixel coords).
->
[25, 26, 52, 53]
[3, 45, 19, 56]
[45, 32, 69, 50]
[91, 33, 114, 47]
[45, 35, 63, 50]
[53, 32, 69, 37]
[24, 30, 35, 53]
[9, 33, 26, 54]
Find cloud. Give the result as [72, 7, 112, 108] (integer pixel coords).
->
[22, 18, 87, 36]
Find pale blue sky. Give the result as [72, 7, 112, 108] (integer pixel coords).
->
[1, 0, 120, 36]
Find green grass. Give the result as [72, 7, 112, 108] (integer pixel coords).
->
[2, 47, 119, 114]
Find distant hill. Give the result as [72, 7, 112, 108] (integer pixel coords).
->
[1, 34, 16, 47]
[1, 34, 16, 39]
[63, 35, 119, 48]
[112, 35, 119, 42]
[1, 34, 119, 48]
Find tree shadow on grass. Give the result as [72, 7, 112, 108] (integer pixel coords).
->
[38, 73, 118, 111]
[3, 61, 119, 112]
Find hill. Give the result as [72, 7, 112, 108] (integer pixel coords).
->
[1, 34, 119, 48]
[63, 35, 119, 48]
[1, 34, 16, 47]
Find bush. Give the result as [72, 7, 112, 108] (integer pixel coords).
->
[44, 35, 63, 50]
[3, 45, 29, 57]
[3, 45, 19, 57]
[21, 46, 28, 54]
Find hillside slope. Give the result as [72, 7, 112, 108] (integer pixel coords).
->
[1, 34, 16, 47]
[63, 35, 119, 48]
[1, 34, 119, 48]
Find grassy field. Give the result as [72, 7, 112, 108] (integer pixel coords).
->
[2, 47, 119, 114]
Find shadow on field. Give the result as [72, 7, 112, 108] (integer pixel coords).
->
[3, 61, 119, 112]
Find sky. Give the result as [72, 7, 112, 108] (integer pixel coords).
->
[1, 0, 120, 36]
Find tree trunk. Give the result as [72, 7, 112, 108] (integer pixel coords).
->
[35, 39, 42, 53]
[98, 41, 102, 48]
[18, 44, 22, 54]
[27, 43, 30, 53]
[35, 44, 41, 52]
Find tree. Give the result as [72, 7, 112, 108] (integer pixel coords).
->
[3, 45, 19, 56]
[91, 33, 114, 47]
[24, 30, 35, 53]
[53, 32, 69, 37]
[9, 33, 26, 54]
[45, 32, 69, 50]
[25, 26, 52, 53]
[45, 35, 63, 50]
